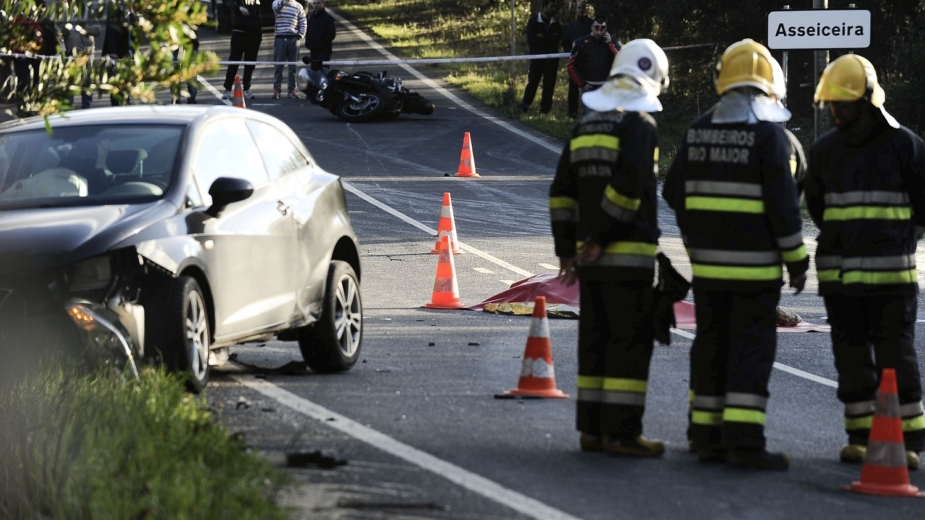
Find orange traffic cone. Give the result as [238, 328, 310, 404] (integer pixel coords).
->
[232, 76, 246, 108]
[424, 234, 464, 309]
[845, 368, 925, 498]
[455, 132, 480, 177]
[431, 192, 462, 254]
[497, 297, 569, 399]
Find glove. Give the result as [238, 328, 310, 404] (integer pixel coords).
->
[651, 253, 690, 346]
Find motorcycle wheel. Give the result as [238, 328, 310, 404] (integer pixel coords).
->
[337, 93, 386, 122]
[400, 92, 435, 115]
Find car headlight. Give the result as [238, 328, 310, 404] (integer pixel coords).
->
[69, 256, 112, 292]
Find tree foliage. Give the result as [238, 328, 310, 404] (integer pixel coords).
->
[0, 0, 216, 117]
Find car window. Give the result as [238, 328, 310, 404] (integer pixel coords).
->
[0, 125, 183, 210]
[246, 120, 311, 179]
[192, 119, 269, 197]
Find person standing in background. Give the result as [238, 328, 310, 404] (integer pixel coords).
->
[271, 0, 306, 99]
[222, 0, 262, 101]
[561, 1, 593, 118]
[56, 0, 102, 109]
[567, 16, 619, 116]
[521, 0, 561, 114]
[304, 0, 335, 71]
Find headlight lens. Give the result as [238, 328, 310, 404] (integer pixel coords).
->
[69, 256, 112, 292]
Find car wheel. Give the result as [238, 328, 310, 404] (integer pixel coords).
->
[337, 93, 386, 122]
[299, 261, 362, 373]
[151, 276, 211, 392]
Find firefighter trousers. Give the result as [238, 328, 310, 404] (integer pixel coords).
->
[689, 287, 780, 450]
[823, 293, 925, 452]
[576, 279, 654, 439]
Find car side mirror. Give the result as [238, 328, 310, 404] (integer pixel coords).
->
[206, 177, 254, 217]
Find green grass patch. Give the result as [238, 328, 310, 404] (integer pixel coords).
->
[0, 366, 288, 520]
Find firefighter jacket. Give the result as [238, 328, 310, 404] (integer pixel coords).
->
[806, 118, 925, 297]
[549, 110, 660, 283]
[663, 113, 809, 291]
[567, 36, 619, 88]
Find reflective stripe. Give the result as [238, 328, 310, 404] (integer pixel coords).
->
[602, 242, 658, 256]
[686, 196, 765, 214]
[866, 440, 908, 468]
[577, 389, 603, 402]
[692, 263, 782, 280]
[776, 231, 805, 250]
[900, 401, 925, 416]
[572, 148, 619, 162]
[725, 392, 768, 410]
[903, 415, 925, 431]
[842, 254, 915, 270]
[815, 255, 842, 269]
[824, 190, 910, 206]
[687, 248, 781, 265]
[549, 196, 578, 210]
[845, 415, 873, 430]
[603, 378, 647, 393]
[688, 390, 694, 403]
[692, 395, 725, 410]
[601, 391, 648, 406]
[604, 185, 641, 211]
[781, 244, 808, 263]
[817, 269, 842, 282]
[845, 400, 876, 416]
[577, 375, 604, 389]
[601, 200, 636, 222]
[823, 206, 912, 221]
[723, 408, 767, 425]
[550, 209, 577, 222]
[685, 180, 763, 198]
[595, 254, 656, 269]
[692, 410, 724, 426]
[571, 134, 620, 163]
[842, 269, 917, 285]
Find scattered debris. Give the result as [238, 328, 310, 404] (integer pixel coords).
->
[235, 397, 251, 409]
[260, 407, 276, 413]
[428, 342, 436, 347]
[468, 342, 480, 346]
[285, 449, 348, 469]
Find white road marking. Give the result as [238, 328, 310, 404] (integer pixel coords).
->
[473, 267, 495, 274]
[232, 375, 583, 520]
[538, 263, 559, 270]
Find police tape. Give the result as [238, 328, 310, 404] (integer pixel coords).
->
[1, 44, 713, 68]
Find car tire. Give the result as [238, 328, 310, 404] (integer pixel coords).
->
[298, 261, 363, 373]
[149, 276, 211, 392]
[336, 93, 386, 122]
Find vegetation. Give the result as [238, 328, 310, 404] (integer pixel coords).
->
[0, 0, 215, 116]
[0, 366, 289, 520]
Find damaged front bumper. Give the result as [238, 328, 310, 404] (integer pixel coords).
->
[64, 298, 141, 378]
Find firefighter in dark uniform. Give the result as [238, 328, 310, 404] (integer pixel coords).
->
[549, 39, 670, 457]
[806, 54, 925, 471]
[664, 39, 808, 470]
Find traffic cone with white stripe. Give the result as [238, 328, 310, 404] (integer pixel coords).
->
[455, 132, 480, 177]
[497, 297, 568, 399]
[431, 192, 462, 254]
[424, 234, 465, 309]
[232, 76, 246, 108]
[845, 368, 925, 497]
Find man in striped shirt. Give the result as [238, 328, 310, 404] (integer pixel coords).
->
[272, 0, 306, 99]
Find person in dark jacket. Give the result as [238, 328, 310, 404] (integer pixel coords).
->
[521, 0, 562, 114]
[550, 39, 670, 458]
[101, 2, 133, 106]
[304, 0, 335, 71]
[567, 16, 619, 116]
[561, 1, 593, 117]
[663, 39, 807, 471]
[807, 54, 925, 472]
[222, 0, 263, 100]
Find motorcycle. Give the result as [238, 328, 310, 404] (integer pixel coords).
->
[297, 61, 436, 123]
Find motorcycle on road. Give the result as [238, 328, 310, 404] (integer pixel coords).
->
[297, 60, 436, 123]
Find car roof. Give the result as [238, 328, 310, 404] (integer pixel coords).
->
[0, 105, 283, 133]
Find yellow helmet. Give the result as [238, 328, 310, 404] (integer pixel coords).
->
[813, 54, 885, 108]
[715, 39, 775, 95]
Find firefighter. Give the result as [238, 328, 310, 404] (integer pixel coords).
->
[806, 54, 925, 471]
[663, 39, 808, 470]
[549, 39, 670, 457]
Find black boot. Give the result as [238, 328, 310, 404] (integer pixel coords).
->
[729, 447, 788, 470]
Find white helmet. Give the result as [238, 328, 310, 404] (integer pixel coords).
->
[583, 39, 669, 113]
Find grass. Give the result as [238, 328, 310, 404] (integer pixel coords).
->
[335, 0, 712, 173]
[0, 365, 289, 520]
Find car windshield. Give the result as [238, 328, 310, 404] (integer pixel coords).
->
[0, 124, 184, 210]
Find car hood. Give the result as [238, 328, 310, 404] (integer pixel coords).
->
[0, 201, 178, 273]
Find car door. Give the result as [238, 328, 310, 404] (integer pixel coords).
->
[245, 119, 323, 319]
[191, 118, 300, 338]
